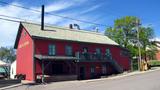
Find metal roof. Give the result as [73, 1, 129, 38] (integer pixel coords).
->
[21, 22, 119, 45]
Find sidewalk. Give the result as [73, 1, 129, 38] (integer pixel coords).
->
[78, 67, 160, 83]
[0, 83, 22, 90]
[1, 67, 160, 90]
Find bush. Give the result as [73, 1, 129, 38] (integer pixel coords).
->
[148, 60, 160, 67]
[132, 59, 138, 71]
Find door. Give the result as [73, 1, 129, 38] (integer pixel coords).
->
[52, 63, 63, 75]
[79, 66, 85, 80]
[102, 64, 107, 75]
[90, 66, 96, 79]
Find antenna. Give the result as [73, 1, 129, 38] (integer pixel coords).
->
[95, 27, 99, 32]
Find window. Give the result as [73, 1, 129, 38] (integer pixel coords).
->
[22, 31, 27, 38]
[95, 48, 101, 59]
[90, 66, 95, 73]
[96, 48, 101, 54]
[105, 48, 112, 60]
[65, 45, 72, 56]
[24, 31, 27, 36]
[82, 47, 90, 60]
[102, 64, 107, 74]
[105, 48, 111, 56]
[48, 44, 56, 55]
[83, 47, 88, 53]
[120, 50, 129, 57]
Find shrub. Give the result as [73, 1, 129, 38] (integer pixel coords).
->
[148, 60, 160, 67]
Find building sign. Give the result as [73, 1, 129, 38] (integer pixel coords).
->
[18, 41, 29, 49]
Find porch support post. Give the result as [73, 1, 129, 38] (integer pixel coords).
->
[76, 62, 78, 79]
[42, 60, 45, 83]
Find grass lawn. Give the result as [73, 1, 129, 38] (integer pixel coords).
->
[148, 60, 160, 67]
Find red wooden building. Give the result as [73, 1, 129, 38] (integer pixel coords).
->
[14, 22, 131, 82]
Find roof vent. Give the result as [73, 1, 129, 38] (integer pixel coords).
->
[69, 24, 73, 29]
[73, 24, 80, 30]
[69, 24, 80, 30]
[94, 27, 99, 32]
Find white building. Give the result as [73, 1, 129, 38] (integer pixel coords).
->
[10, 60, 16, 79]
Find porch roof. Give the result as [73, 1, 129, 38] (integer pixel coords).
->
[35, 55, 77, 60]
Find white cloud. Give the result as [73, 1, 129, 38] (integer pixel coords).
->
[0, 1, 78, 47]
[80, 4, 101, 15]
[0, 20, 19, 47]
[153, 37, 160, 42]
[0, 0, 104, 47]
[45, 1, 73, 12]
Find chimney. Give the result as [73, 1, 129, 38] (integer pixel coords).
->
[69, 24, 73, 29]
[41, 5, 44, 30]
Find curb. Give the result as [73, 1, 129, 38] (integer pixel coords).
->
[0, 83, 22, 90]
[84, 67, 160, 83]
[1, 67, 160, 89]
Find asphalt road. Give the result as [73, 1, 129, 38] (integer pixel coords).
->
[6, 70, 160, 90]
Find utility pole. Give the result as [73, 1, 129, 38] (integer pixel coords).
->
[136, 19, 142, 71]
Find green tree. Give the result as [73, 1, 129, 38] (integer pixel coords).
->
[105, 16, 156, 60]
[105, 16, 139, 48]
[139, 27, 155, 60]
[0, 47, 16, 63]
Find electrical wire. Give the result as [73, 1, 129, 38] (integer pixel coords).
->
[0, 1, 107, 27]
[0, 17, 22, 23]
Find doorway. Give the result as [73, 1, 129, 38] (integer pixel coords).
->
[52, 63, 63, 75]
[79, 66, 85, 80]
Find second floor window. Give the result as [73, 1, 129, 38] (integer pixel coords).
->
[95, 48, 101, 54]
[105, 48, 112, 59]
[48, 44, 56, 55]
[120, 50, 129, 57]
[83, 47, 88, 53]
[65, 45, 72, 56]
[105, 48, 111, 56]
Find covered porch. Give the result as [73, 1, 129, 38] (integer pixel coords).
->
[35, 55, 78, 82]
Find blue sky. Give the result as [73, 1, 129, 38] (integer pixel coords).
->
[0, 0, 160, 47]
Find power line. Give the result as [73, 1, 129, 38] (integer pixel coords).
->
[0, 14, 96, 31]
[0, 14, 60, 27]
[0, 16, 104, 33]
[0, 14, 27, 21]
[0, 1, 40, 12]
[0, 1, 107, 27]
[0, 14, 42, 25]
[0, 17, 22, 23]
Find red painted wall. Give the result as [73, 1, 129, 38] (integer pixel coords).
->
[156, 50, 160, 60]
[78, 62, 115, 79]
[16, 27, 34, 81]
[110, 47, 130, 71]
[34, 39, 131, 75]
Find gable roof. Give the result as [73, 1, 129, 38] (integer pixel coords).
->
[15, 22, 118, 48]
